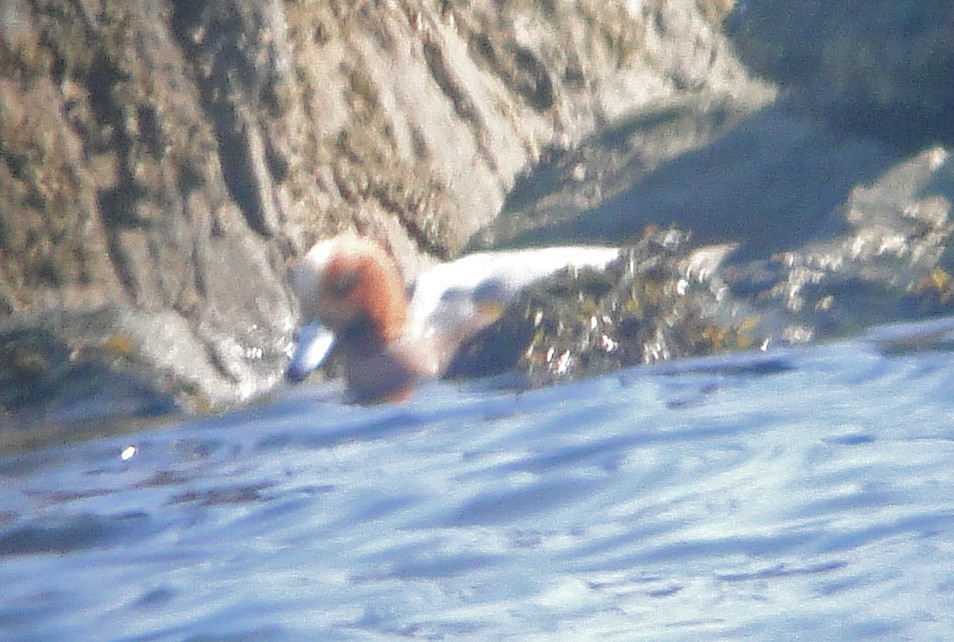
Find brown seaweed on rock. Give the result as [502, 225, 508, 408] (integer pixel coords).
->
[446, 229, 759, 388]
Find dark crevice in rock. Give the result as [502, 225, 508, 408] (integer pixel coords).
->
[218, 115, 274, 238]
[383, 196, 451, 261]
[468, 35, 554, 112]
[263, 134, 289, 183]
[87, 50, 147, 302]
[169, 1, 276, 239]
[508, 45, 555, 112]
[353, 163, 451, 259]
[203, 342, 241, 385]
[87, 51, 142, 227]
[422, 39, 498, 176]
[136, 104, 164, 159]
[422, 41, 475, 120]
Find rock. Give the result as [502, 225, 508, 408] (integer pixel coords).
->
[0, 1, 296, 418]
[725, 0, 954, 147]
[457, 145, 954, 393]
[0, 0, 760, 434]
[724, 147, 954, 340]
[477, 125, 954, 361]
[448, 229, 755, 388]
[0, 311, 178, 454]
[4, 0, 953, 441]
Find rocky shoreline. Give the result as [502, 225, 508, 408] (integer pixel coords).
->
[2, 1, 952, 446]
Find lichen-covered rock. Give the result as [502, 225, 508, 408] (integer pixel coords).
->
[0, 1, 296, 414]
[0, 0, 758, 430]
[4, 0, 952, 442]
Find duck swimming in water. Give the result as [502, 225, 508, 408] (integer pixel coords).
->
[286, 232, 620, 403]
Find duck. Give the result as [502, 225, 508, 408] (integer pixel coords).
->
[285, 232, 621, 403]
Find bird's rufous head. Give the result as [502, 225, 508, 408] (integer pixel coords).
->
[290, 234, 408, 346]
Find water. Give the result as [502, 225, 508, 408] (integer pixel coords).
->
[2, 318, 954, 641]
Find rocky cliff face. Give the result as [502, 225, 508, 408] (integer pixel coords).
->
[0, 0, 757, 425]
[3, 0, 952, 439]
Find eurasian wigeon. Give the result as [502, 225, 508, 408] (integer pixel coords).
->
[286, 233, 620, 403]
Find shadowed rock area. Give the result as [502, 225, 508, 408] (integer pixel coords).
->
[2, 0, 953, 447]
[463, 0, 954, 384]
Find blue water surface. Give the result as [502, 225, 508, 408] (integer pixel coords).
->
[2, 318, 954, 641]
